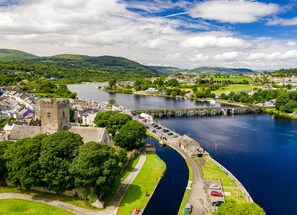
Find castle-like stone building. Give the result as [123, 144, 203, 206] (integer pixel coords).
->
[8, 98, 112, 145]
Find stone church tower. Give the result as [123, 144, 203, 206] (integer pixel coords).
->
[38, 98, 70, 134]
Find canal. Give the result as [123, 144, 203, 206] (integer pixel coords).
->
[143, 137, 188, 215]
[68, 83, 297, 215]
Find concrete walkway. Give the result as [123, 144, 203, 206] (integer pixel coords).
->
[0, 154, 147, 215]
[106, 153, 146, 211]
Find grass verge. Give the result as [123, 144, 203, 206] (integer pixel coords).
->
[0, 186, 98, 210]
[117, 152, 166, 215]
[0, 198, 74, 215]
[177, 159, 194, 215]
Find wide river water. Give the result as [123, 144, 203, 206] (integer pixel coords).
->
[68, 83, 297, 215]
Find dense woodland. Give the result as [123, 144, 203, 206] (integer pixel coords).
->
[0, 112, 147, 203]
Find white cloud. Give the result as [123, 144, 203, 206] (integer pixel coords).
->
[189, 0, 279, 23]
[247, 50, 297, 60]
[166, 53, 183, 60]
[182, 36, 246, 48]
[189, 54, 209, 62]
[214, 51, 239, 61]
[267, 17, 297, 26]
[286, 41, 296, 47]
[0, 0, 296, 70]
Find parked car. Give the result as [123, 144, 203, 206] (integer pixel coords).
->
[162, 128, 169, 133]
[173, 135, 178, 138]
[184, 203, 193, 214]
[163, 137, 167, 140]
[157, 126, 162, 129]
[209, 184, 221, 190]
[211, 191, 223, 197]
[146, 126, 150, 129]
[153, 130, 156, 133]
[168, 132, 173, 135]
[212, 201, 224, 207]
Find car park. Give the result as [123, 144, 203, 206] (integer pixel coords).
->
[211, 191, 223, 197]
[209, 184, 221, 190]
[212, 201, 224, 207]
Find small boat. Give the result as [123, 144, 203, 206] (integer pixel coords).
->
[159, 141, 166, 146]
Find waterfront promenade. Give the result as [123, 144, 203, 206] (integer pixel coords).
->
[137, 114, 254, 214]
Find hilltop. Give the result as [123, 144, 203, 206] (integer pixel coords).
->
[0, 49, 38, 62]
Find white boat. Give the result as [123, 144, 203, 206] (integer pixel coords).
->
[159, 141, 166, 146]
[209, 100, 216, 105]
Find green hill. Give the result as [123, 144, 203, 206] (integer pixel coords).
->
[0, 49, 38, 62]
[148, 66, 187, 74]
[191, 67, 254, 74]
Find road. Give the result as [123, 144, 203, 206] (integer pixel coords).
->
[138, 117, 209, 215]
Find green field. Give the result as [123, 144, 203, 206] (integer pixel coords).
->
[0, 199, 74, 215]
[213, 84, 260, 95]
[117, 152, 166, 215]
[212, 76, 252, 83]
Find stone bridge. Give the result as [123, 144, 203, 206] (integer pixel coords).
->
[132, 106, 263, 118]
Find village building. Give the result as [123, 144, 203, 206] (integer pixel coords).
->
[6, 98, 112, 145]
[178, 135, 204, 157]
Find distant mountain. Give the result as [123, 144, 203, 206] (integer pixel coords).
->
[0, 49, 38, 62]
[148, 66, 187, 74]
[190, 67, 254, 74]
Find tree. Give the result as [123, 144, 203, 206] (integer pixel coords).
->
[94, 111, 118, 127]
[39, 131, 83, 193]
[4, 135, 46, 190]
[108, 99, 117, 106]
[0, 141, 12, 185]
[106, 113, 132, 136]
[114, 120, 147, 150]
[69, 142, 127, 199]
[275, 93, 290, 110]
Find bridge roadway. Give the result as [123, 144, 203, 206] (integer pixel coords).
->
[132, 106, 263, 117]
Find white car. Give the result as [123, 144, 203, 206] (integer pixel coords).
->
[209, 184, 221, 190]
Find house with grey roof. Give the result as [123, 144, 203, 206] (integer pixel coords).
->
[178, 135, 204, 157]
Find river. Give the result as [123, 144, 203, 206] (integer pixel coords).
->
[67, 83, 219, 110]
[68, 83, 297, 215]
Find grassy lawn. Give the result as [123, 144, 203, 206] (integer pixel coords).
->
[0, 198, 74, 215]
[104, 155, 141, 203]
[213, 84, 260, 95]
[117, 152, 166, 215]
[201, 157, 236, 187]
[201, 157, 248, 204]
[211, 76, 252, 83]
[0, 186, 98, 210]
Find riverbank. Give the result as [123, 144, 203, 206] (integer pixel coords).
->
[144, 120, 255, 214]
[117, 152, 166, 215]
[263, 108, 297, 120]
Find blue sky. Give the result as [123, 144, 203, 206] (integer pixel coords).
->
[0, 0, 297, 69]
